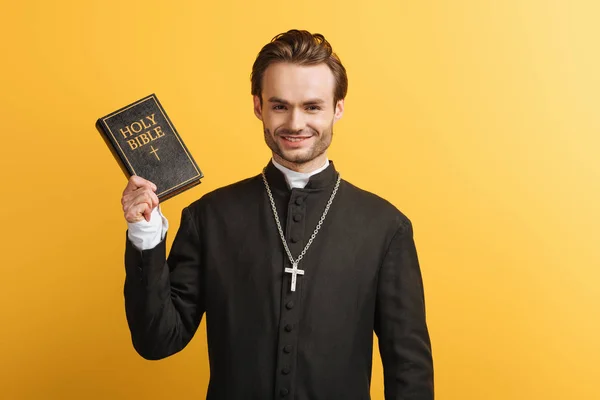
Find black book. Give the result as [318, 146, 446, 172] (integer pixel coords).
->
[97, 94, 203, 201]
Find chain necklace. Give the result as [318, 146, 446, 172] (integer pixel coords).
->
[261, 168, 341, 292]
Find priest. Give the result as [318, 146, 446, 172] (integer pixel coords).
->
[121, 29, 434, 399]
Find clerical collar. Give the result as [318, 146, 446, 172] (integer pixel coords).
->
[271, 158, 330, 189]
[264, 158, 338, 192]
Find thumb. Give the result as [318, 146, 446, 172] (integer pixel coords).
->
[143, 205, 152, 222]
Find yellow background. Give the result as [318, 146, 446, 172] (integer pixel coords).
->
[1, 0, 598, 399]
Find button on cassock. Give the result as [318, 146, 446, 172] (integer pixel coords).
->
[293, 214, 302, 222]
[284, 324, 293, 332]
[295, 197, 304, 205]
[283, 344, 292, 353]
[286, 301, 295, 309]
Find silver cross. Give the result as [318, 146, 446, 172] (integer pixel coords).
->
[284, 262, 305, 292]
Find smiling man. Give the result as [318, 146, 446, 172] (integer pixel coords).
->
[121, 29, 434, 399]
[257, 62, 340, 173]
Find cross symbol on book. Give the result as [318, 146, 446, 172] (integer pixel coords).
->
[150, 145, 160, 161]
[284, 262, 305, 292]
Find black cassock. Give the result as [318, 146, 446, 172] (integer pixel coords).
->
[124, 160, 434, 400]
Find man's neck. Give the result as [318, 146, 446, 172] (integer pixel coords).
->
[271, 156, 330, 189]
[272, 154, 328, 174]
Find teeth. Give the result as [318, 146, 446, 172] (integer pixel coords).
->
[284, 137, 307, 142]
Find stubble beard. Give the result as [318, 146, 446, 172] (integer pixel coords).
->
[263, 124, 333, 169]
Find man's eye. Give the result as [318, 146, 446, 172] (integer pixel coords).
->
[307, 106, 321, 111]
[273, 105, 286, 110]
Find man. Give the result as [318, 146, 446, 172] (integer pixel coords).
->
[121, 29, 434, 399]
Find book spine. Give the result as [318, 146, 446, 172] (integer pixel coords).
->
[95, 119, 135, 179]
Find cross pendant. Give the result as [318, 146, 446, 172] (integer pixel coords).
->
[284, 262, 305, 292]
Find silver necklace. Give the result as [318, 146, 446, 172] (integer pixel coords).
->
[261, 168, 341, 292]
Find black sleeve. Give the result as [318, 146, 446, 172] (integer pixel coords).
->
[374, 218, 435, 399]
[123, 206, 204, 360]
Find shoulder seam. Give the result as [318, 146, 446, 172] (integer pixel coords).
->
[182, 206, 201, 243]
[377, 217, 413, 274]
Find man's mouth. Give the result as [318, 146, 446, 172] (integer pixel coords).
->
[280, 135, 311, 142]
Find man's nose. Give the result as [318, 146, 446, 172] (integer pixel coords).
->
[287, 108, 305, 132]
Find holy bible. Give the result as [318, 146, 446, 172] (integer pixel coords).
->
[97, 94, 203, 201]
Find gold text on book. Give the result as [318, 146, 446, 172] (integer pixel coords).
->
[118, 113, 166, 151]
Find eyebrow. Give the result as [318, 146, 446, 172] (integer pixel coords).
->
[267, 97, 326, 105]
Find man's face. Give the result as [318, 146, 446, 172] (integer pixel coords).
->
[253, 62, 344, 171]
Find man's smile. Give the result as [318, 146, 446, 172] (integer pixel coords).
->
[280, 135, 312, 142]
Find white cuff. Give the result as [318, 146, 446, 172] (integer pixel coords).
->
[127, 205, 169, 250]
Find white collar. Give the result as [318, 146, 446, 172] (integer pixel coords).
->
[271, 158, 330, 189]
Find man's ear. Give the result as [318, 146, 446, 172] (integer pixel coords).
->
[253, 95, 263, 121]
[333, 99, 344, 123]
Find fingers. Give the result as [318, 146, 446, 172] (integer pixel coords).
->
[127, 202, 156, 223]
[134, 190, 159, 211]
[125, 202, 151, 223]
[121, 175, 160, 223]
[123, 175, 157, 196]
[124, 190, 159, 216]
[143, 204, 152, 222]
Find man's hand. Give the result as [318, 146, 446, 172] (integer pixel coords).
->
[122, 176, 159, 223]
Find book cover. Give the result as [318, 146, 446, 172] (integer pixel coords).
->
[96, 94, 203, 201]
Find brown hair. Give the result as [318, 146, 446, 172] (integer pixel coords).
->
[251, 29, 348, 106]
